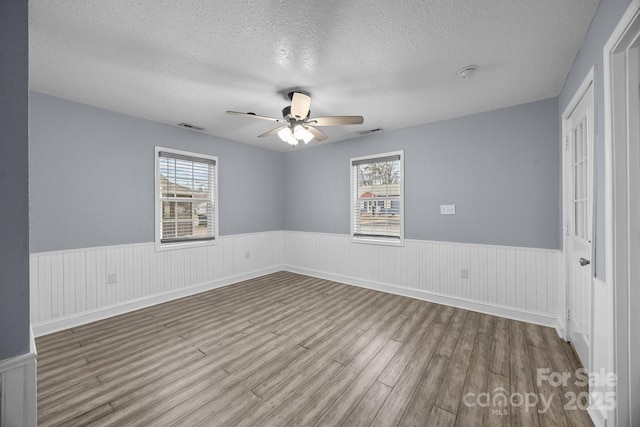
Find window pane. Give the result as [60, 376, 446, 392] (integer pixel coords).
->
[159, 150, 216, 243]
[352, 154, 402, 240]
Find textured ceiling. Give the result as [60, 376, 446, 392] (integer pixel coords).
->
[29, 0, 600, 151]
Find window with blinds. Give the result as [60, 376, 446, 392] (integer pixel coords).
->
[351, 151, 404, 243]
[156, 148, 217, 245]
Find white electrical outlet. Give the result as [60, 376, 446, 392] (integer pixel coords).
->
[107, 273, 117, 284]
[461, 268, 469, 279]
[440, 204, 456, 215]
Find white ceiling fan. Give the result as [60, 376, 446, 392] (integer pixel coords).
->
[226, 91, 364, 146]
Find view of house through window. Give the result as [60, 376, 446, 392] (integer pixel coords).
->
[157, 149, 217, 244]
[351, 152, 403, 242]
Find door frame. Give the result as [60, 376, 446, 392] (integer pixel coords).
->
[604, 1, 640, 425]
[561, 67, 596, 346]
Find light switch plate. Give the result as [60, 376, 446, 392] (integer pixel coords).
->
[440, 204, 456, 215]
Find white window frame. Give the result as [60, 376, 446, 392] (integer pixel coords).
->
[155, 146, 219, 251]
[350, 150, 404, 246]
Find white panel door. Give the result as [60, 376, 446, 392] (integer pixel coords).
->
[564, 82, 594, 371]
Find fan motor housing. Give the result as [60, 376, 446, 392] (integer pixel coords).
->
[282, 106, 310, 121]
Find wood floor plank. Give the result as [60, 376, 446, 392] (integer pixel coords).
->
[286, 315, 409, 426]
[478, 313, 495, 336]
[38, 349, 206, 424]
[508, 320, 540, 427]
[314, 339, 402, 426]
[34, 271, 594, 427]
[483, 372, 511, 427]
[59, 402, 115, 427]
[370, 322, 447, 426]
[377, 304, 441, 387]
[435, 312, 480, 415]
[528, 345, 569, 427]
[157, 345, 309, 426]
[454, 331, 491, 426]
[525, 323, 546, 348]
[99, 342, 306, 426]
[331, 296, 409, 366]
[436, 304, 456, 325]
[490, 316, 510, 377]
[398, 354, 449, 427]
[252, 327, 363, 399]
[299, 291, 386, 350]
[37, 374, 101, 405]
[391, 301, 432, 343]
[171, 390, 262, 427]
[342, 381, 392, 427]
[540, 327, 594, 427]
[39, 352, 213, 426]
[240, 360, 345, 427]
[89, 365, 230, 426]
[426, 406, 457, 427]
[435, 308, 468, 358]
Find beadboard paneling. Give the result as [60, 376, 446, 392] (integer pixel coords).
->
[0, 329, 37, 427]
[31, 230, 561, 335]
[283, 231, 561, 325]
[30, 231, 283, 335]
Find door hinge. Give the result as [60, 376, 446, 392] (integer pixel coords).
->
[565, 223, 571, 235]
[564, 137, 569, 150]
[567, 308, 571, 321]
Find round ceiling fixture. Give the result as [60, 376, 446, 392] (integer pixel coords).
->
[458, 65, 478, 80]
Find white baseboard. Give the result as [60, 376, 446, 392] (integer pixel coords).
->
[587, 406, 606, 427]
[283, 265, 558, 328]
[32, 265, 283, 337]
[0, 327, 37, 427]
[556, 317, 567, 340]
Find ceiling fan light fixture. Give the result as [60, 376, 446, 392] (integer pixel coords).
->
[293, 124, 314, 144]
[277, 127, 298, 146]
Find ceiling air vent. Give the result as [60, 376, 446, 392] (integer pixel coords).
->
[177, 123, 204, 131]
[359, 127, 383, 135]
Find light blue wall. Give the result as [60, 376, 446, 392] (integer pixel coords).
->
[284, 98, 561, 250]
[37, 6, 634, 258]
[29, 92, 284, 253]
[0, 0, 30, 360]
[559, 0, 632, 278]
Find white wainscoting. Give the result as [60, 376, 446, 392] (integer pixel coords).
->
[0, 327, 37, 427]
[30, 231, 284, 336]
[30, 230, 562, 336]
[282, 231, 561, 327]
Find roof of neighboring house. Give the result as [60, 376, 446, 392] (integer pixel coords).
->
[160, 174, 207, 198]
[358, 183, 401, 198]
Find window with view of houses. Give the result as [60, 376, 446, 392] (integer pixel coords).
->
[156, 148, 217, 246]
[351, 151, 404, 244]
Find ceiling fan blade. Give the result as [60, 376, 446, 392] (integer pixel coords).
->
[226, 111, 284, 123]
[257, 126, 286, 138]
[290, 92, 311, 119]
[307, 126, 328, 141]
[308, 116, 364, 126]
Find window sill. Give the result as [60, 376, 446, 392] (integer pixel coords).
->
[155, 239, 218, 252]
[351, 236, 405, 247]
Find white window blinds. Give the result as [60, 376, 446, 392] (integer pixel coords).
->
[351, 153, 403, 241]
[158, 150, 216, 244]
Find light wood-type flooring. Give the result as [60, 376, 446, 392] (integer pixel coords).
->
[35, 271, 593, 426]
